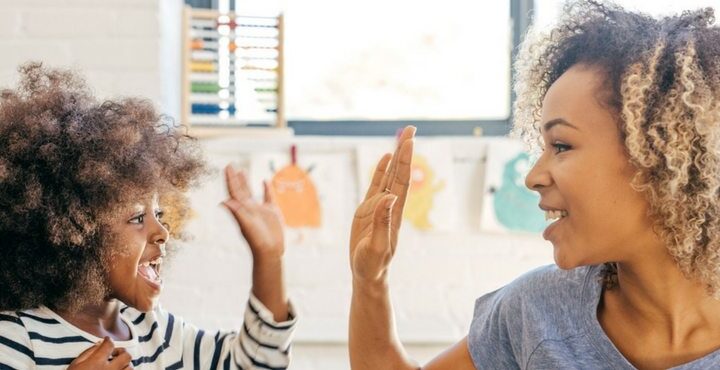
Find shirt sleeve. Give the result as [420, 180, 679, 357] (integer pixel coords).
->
[176, 294, 297, 370]
[0, 312, 35, 370]
[467, 288, 522, 370]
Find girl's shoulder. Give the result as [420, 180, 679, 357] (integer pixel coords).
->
[1, 306, 61, 331]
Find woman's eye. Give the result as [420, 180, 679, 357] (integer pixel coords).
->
[155, 211, 164, 220]
[552, 142, 571, 154]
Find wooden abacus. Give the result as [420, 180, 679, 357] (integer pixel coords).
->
[181, 7, 286, 134]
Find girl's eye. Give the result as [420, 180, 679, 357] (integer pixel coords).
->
[155, 211, 164, 220]
[552, 142, 571, 154]
[129, 214, 145, 224]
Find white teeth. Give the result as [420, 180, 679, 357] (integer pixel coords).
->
[545, 210, 568, 221]
[139, 257, 163, 268]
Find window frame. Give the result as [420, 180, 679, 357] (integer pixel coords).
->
[185, 0, 534, 136]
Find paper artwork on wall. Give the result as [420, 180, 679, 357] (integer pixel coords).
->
[249, 145, 356, 244]
[480, 138, 546, 234]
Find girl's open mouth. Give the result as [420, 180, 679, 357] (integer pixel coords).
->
[138, 257, 163, 289]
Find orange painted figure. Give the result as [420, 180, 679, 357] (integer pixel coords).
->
[269, 146, 322, 228]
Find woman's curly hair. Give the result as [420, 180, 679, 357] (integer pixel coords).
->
[0, 63, 206, 311]
[512, 1, 720, 295]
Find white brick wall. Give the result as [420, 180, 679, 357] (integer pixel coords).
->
[0, 0, 164, 105]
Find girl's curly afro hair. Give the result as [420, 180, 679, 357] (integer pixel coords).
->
[513, 1, 720, 295]
[0, 63, 206, 311]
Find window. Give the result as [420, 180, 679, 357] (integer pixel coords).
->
[184, 0, 530, 135]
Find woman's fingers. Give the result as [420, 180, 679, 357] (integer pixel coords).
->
[378, 126, 416, 194]
[370, 194, 397, 250]
[364, 153, 392, 201]
[388, 138, 414, 230]
[355, 194, 397, 281]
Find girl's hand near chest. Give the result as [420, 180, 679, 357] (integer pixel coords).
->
[67, 337, 133, 370]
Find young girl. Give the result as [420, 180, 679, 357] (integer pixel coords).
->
[0, 63, 295, 369]
[349, 1, 720, 369]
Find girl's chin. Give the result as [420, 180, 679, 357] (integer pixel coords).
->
[132, 297, 159, 312]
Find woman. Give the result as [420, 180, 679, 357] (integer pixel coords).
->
[349, 1, 720, 369]
[0, 63, 295, 369]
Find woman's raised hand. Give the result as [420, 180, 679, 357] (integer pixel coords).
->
[350, 126, 415, 285]
[222, 165, 285, 262]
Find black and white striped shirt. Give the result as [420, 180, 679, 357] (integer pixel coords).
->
[0, 294, 296, 369]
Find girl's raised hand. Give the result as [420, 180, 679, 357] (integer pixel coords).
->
[349, 126, 415, 285]
[222, 165, 285, 262]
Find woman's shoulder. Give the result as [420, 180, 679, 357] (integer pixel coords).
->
[468, 264, 602, 367]
[471, 264, 601, 334]
[504, 264, 600, 302]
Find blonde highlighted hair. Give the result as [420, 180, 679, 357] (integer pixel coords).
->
[513, 1, 720, 295]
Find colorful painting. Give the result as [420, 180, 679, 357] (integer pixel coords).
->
[268, 147, 322, 228]
[480, 138, 546, 233]
[249, 146, 356, 244]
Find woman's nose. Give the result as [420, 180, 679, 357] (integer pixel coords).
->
[524, 153, 552, 192]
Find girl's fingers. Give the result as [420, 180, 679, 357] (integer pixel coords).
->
[110, 350, 132, 369]
[224, 164, 252, 200]
[74, 341, 101, 363]
[222, 199, 251, 226]
[263, 180, 274, 204]
[235, 170, 253, 199]
[89, 337, 115, 362]
[224, 164, 243, 200]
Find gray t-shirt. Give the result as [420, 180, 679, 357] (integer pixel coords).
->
[468, 264, 720, 369]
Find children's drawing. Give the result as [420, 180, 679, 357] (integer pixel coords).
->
[480, 138, 546, 233]
[269, 146, 322, 228]
[404, 154, 446, 231]
[249, 145, 356, 245]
